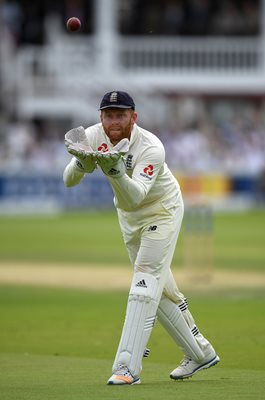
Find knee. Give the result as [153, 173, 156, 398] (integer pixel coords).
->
[130, 271, 162, 304]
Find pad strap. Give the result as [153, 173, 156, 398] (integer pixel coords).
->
[157, 295, 204, 362]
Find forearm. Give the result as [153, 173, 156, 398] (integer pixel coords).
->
[63, 158, 85, 187]
[109, 174, 147, 209]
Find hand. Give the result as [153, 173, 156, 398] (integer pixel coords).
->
[65, 126, 89, 147]
[96, 152, 125, 178]
[67, 142, 96, 173]
[65, 126, 96, 173]
[96, 138, 129, 179]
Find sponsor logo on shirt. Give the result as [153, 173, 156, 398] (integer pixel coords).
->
[143, 165, 154, 176]
[98, 143, 108, 152]
[140, 164, 154, 180]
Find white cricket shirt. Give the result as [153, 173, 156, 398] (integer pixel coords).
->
[63, 123, 181, 214]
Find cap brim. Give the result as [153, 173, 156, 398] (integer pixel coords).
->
[99, 105, 134, 110]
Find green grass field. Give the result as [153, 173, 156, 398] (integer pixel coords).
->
[0, 209, 264, 269]
[0, 209, 265, 399]
[0, 286, 264, 400]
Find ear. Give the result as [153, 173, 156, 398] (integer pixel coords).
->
[131, 111, 138, 124]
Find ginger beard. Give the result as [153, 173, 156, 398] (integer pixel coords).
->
[100, 109, 137, 145]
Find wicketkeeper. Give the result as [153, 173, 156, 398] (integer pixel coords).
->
[63, 91, 220, 385]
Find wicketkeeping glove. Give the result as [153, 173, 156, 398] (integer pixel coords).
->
[96, 138, 129, 179]
[65, 126, 96, 173]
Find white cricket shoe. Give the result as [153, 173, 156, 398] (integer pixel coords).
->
[170, 354, 220, 380]
[107, 364, 141, 385]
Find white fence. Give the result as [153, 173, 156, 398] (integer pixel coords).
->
[120, 37, 261, 72]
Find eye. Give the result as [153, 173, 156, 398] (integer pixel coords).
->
[104, 112, 112, 118]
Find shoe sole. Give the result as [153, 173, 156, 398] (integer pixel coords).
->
[170, 355, 220, 380]
[131, 378, 141, 385]
[107, 378, 141, 385]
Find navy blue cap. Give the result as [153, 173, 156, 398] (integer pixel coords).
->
[99, 91, 135, 110]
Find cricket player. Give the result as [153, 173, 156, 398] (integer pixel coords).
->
[63, 91, 220, 385]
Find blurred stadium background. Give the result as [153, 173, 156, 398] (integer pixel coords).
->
[0, 0, 265, 215]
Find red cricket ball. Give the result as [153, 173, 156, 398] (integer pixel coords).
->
[66, 17, 81, 32]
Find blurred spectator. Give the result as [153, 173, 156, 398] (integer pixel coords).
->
[242, 0, 260, 35]
[211, 0, 246, 36]
[1, 0, 261, 45]
[182, 0, 211, 36]
[119, 0, 261, 36]
[162, 0, 185, 35]
[0, 0, 93, 47]
[0, 0, 261, 44]
[161, 95, 265, 175]
[20, 2, 45, 45]
[0, 0, 23, 45]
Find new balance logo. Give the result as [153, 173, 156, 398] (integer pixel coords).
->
[148, 225, 157, 231]
[136, 279, 147, 288]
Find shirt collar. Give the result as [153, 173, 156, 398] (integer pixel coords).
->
[128, 124, 138, 147]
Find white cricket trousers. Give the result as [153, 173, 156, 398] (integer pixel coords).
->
[117, 191, 185, 303]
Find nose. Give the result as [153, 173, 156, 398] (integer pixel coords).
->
[110, 118, 121, 126]
[111, 115, 120, 124]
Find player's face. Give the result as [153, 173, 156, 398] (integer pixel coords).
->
[100, 108, 137, 145]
